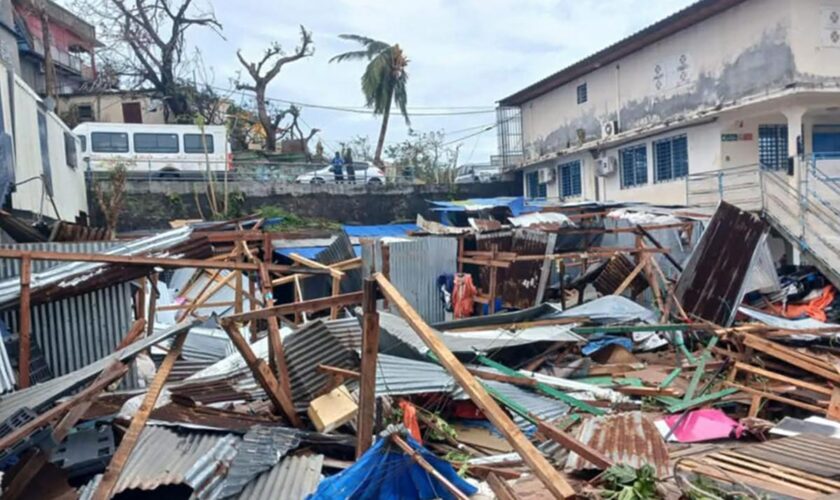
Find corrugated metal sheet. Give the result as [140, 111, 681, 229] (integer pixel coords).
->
[387, 237, 457, 324]
[0, 336, 13, 393]
[0, 321, 196, 423]
[675, 201, 767, 326]
[375, 353, 458, 397]
[592, 254, 649, 296]
[471, 380, 570, 433]
[112, 426, 239, 495]
[0, 282, 134, 379]
[343, 224, 417, 238]
[734, 434, 840, 478]
[285, 319, 361, 411]
[236, 454, 323, 500]
[379, 310, 580, 356]
[565, 411, 670, 478]
[214, 425, 301, 499]
[301, 231, 361, 300]
[0, 226, 192, 305]
[505, 229, 556, 309]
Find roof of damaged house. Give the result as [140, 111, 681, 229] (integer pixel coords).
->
[499, 0, 748, 106]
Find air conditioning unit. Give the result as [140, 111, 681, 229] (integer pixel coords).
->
[601, 119, 619, 138]
[538, 167, 555, 184]
[596, 156, 618, 177]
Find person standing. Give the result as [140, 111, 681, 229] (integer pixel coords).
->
[343, 148, 356, 184]
[331, 151, 344, 183]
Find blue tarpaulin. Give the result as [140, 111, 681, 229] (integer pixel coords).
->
[275, 245, 361, 259]
[342, 223, 417, 238]
[428, 196, 535, 216]
[308, 433, 477, 500]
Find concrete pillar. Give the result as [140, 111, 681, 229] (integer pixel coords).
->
[783, 106, 806, 191]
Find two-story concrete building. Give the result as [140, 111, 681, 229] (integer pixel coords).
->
[500, 0, 840, 204]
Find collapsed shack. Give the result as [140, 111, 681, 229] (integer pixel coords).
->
[0, 200, 839, 498]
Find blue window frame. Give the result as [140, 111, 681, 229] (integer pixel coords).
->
[813, 125, 840, 160]
[559, 160, 582, 197]
[619, 144, 648, 188]
[758, 125, 788, 169]
[653, 135, 688, 182]
[576, 83, 587, 104]
[525, 171, 547, 198]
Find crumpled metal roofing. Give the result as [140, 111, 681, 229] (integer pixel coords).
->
[379, 310, 581, 357]
[556, 295, 658, 324]
[213, 425, 301, 499]
[112, 426, 239, 496]
[565, 411, 670, 478]
[0, 338, 14, 393]
[386, 236, 457, 324]
[375, 353, 458, 397]
[0, 226, 193, 305]
[468, 380, 571, 433]
[0, 321, 196, 424]
[236, 454, 324, 500]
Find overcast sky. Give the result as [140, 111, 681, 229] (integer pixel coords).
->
[88, 0, 698, 164]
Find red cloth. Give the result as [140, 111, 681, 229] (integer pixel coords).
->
[452, 273, 477, 318]
[399, 400, 422, 443]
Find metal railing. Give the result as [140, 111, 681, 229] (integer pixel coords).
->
[686, 158, 840, 282]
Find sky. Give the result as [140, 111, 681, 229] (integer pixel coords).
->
[82, 0, 698, 165]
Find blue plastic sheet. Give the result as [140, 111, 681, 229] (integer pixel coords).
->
[309, 433, 477, 500]
[581, 336, 634, 356]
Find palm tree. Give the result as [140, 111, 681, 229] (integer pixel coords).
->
[330, 35, 409, 166]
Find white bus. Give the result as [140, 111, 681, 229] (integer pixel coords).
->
[73, 122, 229, 175]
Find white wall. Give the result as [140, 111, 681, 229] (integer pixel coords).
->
[10, 71, 86, 220]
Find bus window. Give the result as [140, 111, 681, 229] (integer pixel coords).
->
[77, 135, 86, 153]
[134, 133, 179, 153]
[184, 134, 214, 154]
[91, 132, 129, 153]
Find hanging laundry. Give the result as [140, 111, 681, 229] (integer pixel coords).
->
[452, 273, 477, 319]
[399, 400, 423, 443]
[436, 273, 454, 312]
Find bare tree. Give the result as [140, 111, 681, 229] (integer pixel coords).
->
[236, 26, 313, 152]
[73, 0, 223, 120]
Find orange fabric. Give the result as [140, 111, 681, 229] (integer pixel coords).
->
[399, 400, 422, 443]
[452, 273, 477, 318]
[771, 285, 836, 322]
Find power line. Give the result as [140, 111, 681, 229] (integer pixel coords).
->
[441, 123, 498, 147]
[213, 85, 496, 116]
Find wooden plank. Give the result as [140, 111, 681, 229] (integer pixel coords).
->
[536, 420, 613, 470]
[316, 364, 360, 379]
[330, 274, 342, 319]
[390, 434, 470, 500]
[288, 252, 344, 279]
[725, 382, 826, 414]
[486, 472, 517, 500]
[743, 334, 840, 384]
[0, 248, 331, 274]
[0, 361, 128, 453]
[146, 273, 158, 337]
[734, 362, 832, 396]
[92, 330, 189, 500]
[613, 257, 646, 296]
[828, 386, 840, 422]
[356, 278, 380, 458]
[374, 273, 575, 499]
[115, 319, 147, 350]
[221, 291, 364, 324]
[221, 322, 302, 427]
[18, 254, 31, 388]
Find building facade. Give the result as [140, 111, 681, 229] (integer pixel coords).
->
[500, 0, 840, 205]
[57, 90, 167, 127]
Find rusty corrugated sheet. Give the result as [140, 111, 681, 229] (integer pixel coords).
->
[49, 221, 110, 242]
[592, 254, 649, 296]
[504, 229, 556, 309]
[675, 201, 767, 326]
[565, 411, 669, 478]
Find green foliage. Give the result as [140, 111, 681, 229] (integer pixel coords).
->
[257, 206, 340, 231]
[442, 451, 471, 477]
[601, 465, 659, 500]
[385, 129, 456, 184]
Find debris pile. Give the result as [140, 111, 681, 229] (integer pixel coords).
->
[1, 200, 840, 499]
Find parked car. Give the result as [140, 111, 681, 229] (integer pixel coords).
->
[295, 163, 385, 184]
[454, 163, 501, 184]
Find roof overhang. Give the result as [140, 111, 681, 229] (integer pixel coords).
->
[498, 0, 749, 107]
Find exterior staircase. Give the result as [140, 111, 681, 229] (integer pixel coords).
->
[686, 158, 840, 287]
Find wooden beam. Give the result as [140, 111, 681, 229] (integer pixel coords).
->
[537, 420, 613, 470]
[221, 291, 364, 324]
[115, 319, 147, 350]
[258, 263, 295, 406]
[288, 252, 344, 279]
[0, 361, 128, 453]
[18, 254, 31, 388]
[486, 473, 518, 500]
[330, 274, 342, 320]
[390, 434, 471, 500]
[613, 257, 646, 296]
[374, 273, 576, 499]
[356, 278, 380, 458]
[0, 361, 128, 500]
[316, 364, 360, 379]
[220, 322, 302, 427]
[0, 248, 331, 275]
[92, 331, 189, 500]
[145, 273, 158, 337]
[157, 300, 236, 311]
